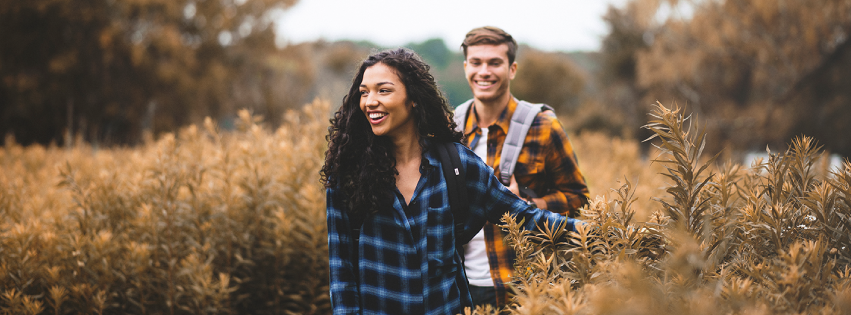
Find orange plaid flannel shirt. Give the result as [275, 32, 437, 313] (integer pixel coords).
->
[459, 97, 590, 306]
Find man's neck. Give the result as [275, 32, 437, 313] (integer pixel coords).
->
[473, 93, 512, 127]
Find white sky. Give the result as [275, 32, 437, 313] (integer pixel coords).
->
[275, 0, 630, 52]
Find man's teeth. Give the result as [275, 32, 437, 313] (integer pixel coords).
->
[477, 81, 493, 86]
[369, 113, 386, 119]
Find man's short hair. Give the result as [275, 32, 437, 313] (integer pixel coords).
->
[461, 26, 518, 64]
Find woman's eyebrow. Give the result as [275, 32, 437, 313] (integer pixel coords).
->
[360, 81, 395, 88]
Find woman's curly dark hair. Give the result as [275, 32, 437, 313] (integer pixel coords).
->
[320, 48, 464, 219]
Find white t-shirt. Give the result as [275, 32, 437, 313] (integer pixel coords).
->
[463, 126, 494, 287]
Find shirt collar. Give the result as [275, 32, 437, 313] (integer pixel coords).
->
[463, 96, 518, 135]
[422, 138, 440, 169]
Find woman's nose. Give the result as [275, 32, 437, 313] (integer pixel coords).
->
[364, 94, 379, 107]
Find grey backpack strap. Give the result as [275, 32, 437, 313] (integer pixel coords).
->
[453, 99, 474, 133]
[498, 100, 552, 185]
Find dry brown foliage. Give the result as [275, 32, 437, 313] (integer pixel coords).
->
[1, 99, 330, 314]
[475, 101, 851, 315]
[3, 99, 850, 314]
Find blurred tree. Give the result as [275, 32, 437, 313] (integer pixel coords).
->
[596, 1, 653, 138]
[633, 0, 851, 156]
[0, 0, 298, 146]
[594, 0, 851, 156]
[513, 47, 586, 114]
[307, 40, 371, 106]
[407, 38, 453, 69]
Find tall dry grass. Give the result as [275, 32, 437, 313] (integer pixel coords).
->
[2, 99, 849, 314]
[1, 99, 330, 314]
[474, 102, 851, 315]
[570, 131, 665, 220]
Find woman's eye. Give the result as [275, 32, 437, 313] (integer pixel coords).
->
[379, 89, 390, 93]
[359, 90, 368, 96]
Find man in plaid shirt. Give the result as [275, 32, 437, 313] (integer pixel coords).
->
[456, 26, 591, 309]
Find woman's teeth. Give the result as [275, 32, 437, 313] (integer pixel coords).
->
[369, 113, 386, 120]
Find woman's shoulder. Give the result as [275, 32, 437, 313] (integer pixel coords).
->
[445, 141, 491, 175]
[432, 140, 476, 160]
[425, 140, 478, 168]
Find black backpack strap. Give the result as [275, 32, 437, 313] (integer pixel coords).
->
[435, 142, 473, 247]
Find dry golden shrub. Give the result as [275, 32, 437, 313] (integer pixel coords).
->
[570, 131, 666, 219]
[3, 99, 850, 315]
[1, 99, 331, 314]
[491, 102, 851, 315]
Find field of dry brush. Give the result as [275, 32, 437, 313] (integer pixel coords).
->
[1, 100, 849, 314]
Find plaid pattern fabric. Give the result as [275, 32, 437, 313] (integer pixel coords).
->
[459, 97, 590, 306]
[327, 141, 579, 315]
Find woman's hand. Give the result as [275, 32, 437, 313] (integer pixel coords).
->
[508, 175, 546, 209]
[507, 174, 522, 197]
[508, 174, 547, 209]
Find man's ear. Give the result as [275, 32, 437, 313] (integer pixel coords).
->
[509, 62, 518, 80]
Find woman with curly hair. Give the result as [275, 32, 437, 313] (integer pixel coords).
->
[321, 48, 580, 315]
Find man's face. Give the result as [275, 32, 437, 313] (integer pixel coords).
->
[464, 44, 517, 104]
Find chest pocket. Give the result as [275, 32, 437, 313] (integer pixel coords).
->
[513, 159, 544, 176]
[512, 142, 545, 176]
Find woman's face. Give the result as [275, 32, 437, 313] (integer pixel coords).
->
[359, 63, 416, 140]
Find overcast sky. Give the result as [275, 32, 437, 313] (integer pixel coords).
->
[275, 0, 630, 52]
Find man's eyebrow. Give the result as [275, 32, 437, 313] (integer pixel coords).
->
[468, 57, 503, 62]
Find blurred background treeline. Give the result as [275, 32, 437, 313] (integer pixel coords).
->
[2, 0, 850, 160]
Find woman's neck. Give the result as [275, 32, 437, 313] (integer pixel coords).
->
[391, 132, 422, 205]
[392, 133, 422, 165]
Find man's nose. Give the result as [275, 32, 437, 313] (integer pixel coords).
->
[477, 64, 491, 76]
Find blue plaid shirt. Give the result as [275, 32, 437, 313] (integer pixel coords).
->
[327, 142, 578, 315]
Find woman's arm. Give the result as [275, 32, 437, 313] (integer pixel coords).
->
[326, 188, 361, 314]
[456, 143, 579, 234]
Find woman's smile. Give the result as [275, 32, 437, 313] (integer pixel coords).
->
[367, 110, 388, 124]
[359, 63, 416, 139]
